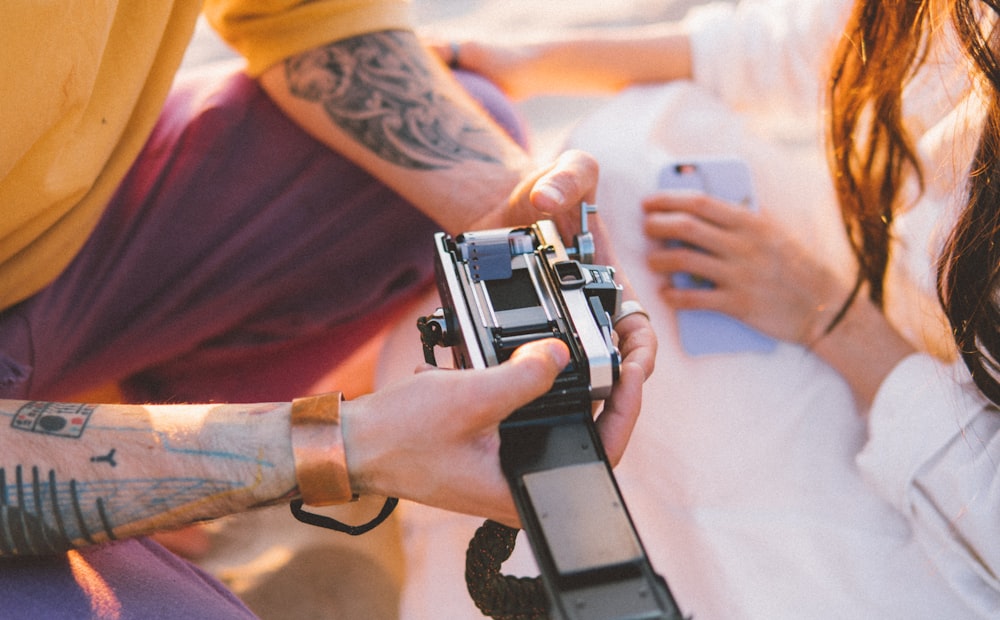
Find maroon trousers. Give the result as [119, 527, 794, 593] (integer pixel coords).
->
[0, 62, 525, 404]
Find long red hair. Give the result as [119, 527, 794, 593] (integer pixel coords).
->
[828, 0, 1000, 403]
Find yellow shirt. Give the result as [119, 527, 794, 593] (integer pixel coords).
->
[0, 0, 411, 311]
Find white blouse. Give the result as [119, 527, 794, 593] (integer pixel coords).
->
[683, 1, 999, 615]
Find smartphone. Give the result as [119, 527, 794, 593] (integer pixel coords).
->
[657, 158, 776, 356]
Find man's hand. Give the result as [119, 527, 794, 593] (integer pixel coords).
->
[468, 149, 601, 236]
[341, 339, 571, 527]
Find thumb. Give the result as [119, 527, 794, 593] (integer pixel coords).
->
[529, 150, 599, 214]
[476, 339, 570, 416]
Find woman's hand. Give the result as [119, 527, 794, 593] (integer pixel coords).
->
[643, 190, 850, 345]
[643, 189, 917, 406]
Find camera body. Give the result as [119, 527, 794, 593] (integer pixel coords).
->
[418, 217, 620, 411]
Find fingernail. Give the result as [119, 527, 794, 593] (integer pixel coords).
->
[535, 184, 565, 209]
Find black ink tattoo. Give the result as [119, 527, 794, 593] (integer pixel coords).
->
[0, 465, 239, 555]
[11, 402, 95, 438]
[284, 30, 500, 170]
[0, 466, 69, 555]
[68, 478, 95, 546]
[90, 449, 117, 467]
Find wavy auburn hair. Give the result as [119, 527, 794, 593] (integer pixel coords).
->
[828, 0, 1000, 404]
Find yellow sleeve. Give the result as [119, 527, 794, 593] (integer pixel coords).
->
[203, 0, 414, 75]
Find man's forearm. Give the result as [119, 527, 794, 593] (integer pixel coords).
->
[0, 399, 296, 555]
[258, 29, 534, 233]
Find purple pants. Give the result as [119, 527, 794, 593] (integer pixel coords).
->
[0, 538, 258, 619]
[0, 60, 525, 404]
[0, 62, 525, 617]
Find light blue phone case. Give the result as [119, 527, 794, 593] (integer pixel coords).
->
[658, 159, 777, 356]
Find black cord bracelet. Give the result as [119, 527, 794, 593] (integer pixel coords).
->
[290, 496, 398, 536]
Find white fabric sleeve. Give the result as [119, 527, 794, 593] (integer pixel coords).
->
[681, 0, 852, 117]
[858, 353, 1000, 616]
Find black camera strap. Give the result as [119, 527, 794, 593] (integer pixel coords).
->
[466, 519, 549, 620]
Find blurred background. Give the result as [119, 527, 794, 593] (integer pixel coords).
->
[183, 0, 720, 160]
[411, 0, 717, 158]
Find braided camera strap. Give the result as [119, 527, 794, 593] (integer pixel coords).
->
[465, 520, 550, 620]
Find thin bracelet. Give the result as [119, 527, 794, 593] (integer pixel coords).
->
[290, 392, 358, 506]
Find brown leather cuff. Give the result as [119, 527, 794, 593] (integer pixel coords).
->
[290, 392, 358, 506]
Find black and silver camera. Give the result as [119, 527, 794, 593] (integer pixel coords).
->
[418, 206, 682, 620]
[417, 206, 620, 405]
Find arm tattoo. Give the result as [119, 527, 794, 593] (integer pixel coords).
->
[284, 30, 500, 170]
[0, 465, 240, 555]
[90, 449, 117, 467]
[0, 401, 293, 555]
